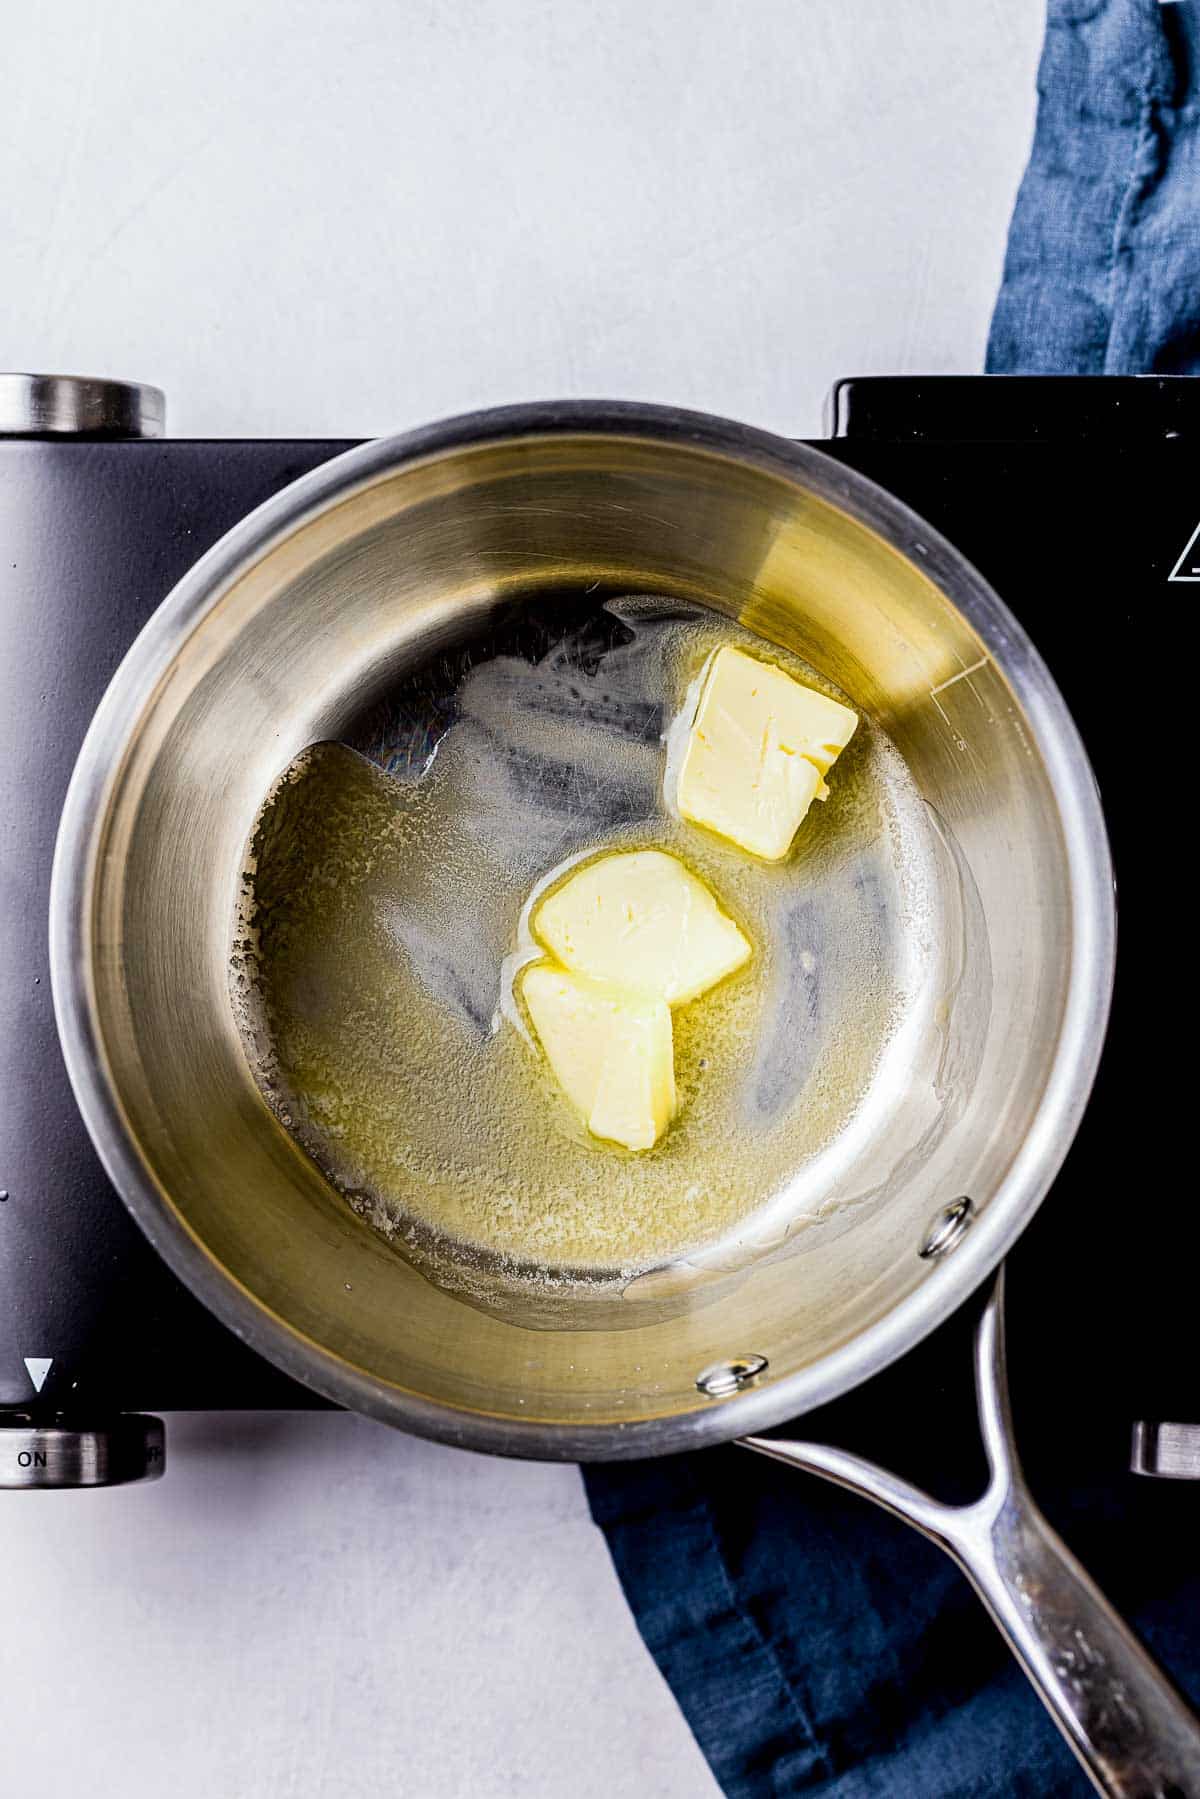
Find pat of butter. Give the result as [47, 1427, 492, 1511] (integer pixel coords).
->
[676, 646, 858, 860]
[532, 848, 751, 1006]
[520, 963, 676, 1151]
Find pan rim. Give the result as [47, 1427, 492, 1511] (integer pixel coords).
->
[48, 398, 1116, 1460]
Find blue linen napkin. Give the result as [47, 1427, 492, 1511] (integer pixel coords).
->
[988, 0, 1200, 377]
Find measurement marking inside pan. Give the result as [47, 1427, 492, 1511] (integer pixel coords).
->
[930, 655, 990, 697]
[478, 549, 571, 560]
[929, 656, 991, 742]
[601, 501, 683, 531]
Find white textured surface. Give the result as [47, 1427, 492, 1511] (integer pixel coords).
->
[1, 3, 1042, 1794]
[1, 0, 1041, 439]
[1, 1416, 708, 1798]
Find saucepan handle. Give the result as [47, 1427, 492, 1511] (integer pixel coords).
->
[740, 1271, 1200, 1798]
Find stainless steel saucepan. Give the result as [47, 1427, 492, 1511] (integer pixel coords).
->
[49, 403, 1199, 1794]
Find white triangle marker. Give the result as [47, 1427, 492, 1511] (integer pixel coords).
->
[23, 1357, 53, 1394]
[1168, 518, 1200, 582]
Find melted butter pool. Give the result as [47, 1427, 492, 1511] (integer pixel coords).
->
[232, 595, 942, 1298]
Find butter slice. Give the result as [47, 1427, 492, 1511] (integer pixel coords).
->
[520, 963, 676, 1151]
[532, 849, 751, 1006]
[676, 647, 858, 860]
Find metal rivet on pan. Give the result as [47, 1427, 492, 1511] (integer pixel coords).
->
[695, 1354, 769, 1399]
[919, 1196, 975, 1260]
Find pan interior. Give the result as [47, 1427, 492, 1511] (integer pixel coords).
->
[231, 589, 961, 1325]
[76, 427, 1077, 1440]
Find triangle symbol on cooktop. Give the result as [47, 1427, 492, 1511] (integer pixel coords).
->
[23, 1357, 52, 1393]
[1168, 518, 1200, 581]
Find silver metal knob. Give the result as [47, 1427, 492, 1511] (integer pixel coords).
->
[1131, 1421, 1200, 1480]
[0, 1413, 165, 1489]
[0, 372, 165, 438]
